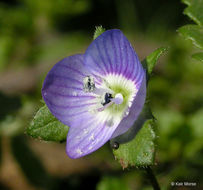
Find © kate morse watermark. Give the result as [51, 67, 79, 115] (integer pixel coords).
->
[171, 181, 197, 187]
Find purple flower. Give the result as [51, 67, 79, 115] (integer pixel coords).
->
[42, 29, 146, 159]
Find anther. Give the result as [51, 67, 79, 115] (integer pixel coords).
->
[101, 93, 113, 106]
[83, 76, 95, 92]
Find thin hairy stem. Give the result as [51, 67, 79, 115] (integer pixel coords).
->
[145, 166, 161, 190]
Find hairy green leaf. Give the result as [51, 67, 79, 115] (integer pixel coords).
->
[113, 118, 156, 169]
[192, 52, 203, 61]
[142, 47, 168, 75]
[182, 0, 203, 26]
[27, 105, 69, 142]
[178, 25, 203, 50]
[179, 0, 203, 61]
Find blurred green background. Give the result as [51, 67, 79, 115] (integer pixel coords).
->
[0, 0, 202, 190]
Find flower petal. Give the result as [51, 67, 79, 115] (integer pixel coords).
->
[66, 113, 119, 158]
[111, 72, 146, 138]
[84, 29, 143, 83]
[42, 54, 97, 126]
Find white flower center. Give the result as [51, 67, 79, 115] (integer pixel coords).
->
[83, 74, 138, 127]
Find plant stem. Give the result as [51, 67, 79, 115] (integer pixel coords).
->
[145, 166, 161, 190]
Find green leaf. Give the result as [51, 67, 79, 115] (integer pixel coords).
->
[93, 26, 105, 40]
[142, 47, 168, 75]
[179, 1, 203, 60]
[192, 52, 203, 61]
[178, 25, 203, 50]
[27, 105, 69, 142]
[112, 105, 156, 169]
[182, 0, 203, 26]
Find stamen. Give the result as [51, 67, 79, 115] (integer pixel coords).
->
[97, 101, 114, 112]
[97, 93, 123, 112]
[94, 88, 112, 96]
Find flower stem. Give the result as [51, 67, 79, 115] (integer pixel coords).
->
[145, 166, 160, 190]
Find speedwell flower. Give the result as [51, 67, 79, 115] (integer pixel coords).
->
[42, 29, 146, 159]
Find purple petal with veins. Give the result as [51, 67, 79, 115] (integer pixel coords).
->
[66, 113, 119, 158]
[42, 54, 96, 126]
[84, 29, 143, 83]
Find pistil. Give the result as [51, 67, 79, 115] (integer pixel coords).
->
[111, 93, 123, 105]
